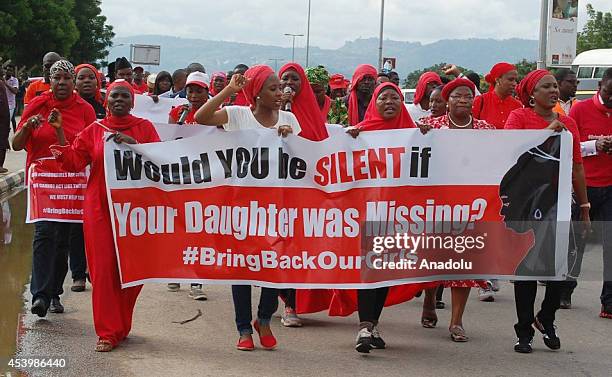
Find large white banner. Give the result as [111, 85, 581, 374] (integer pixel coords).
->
[104, 128, 574, 288]
[547, 0, 579, 66]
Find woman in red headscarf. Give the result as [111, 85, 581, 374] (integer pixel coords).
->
[345, 82, 436, 353]
[345, 64, 377, 126]
[75, 63, 105, 119]
[48, 79, 160, 352]
[505, 69, 590, 353]
[13, 60, 95, 319]
[419, 78, 493, 342]
[279, 63, 328, 141]
[407, 72, 443, 122]
[209, 72, 227, 97]
[194, 65, 299, 351]
[472, 62, 522, 129]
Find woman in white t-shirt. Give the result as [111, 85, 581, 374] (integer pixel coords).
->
[195, 64, 300, 137]
[194, 64, 299, 351]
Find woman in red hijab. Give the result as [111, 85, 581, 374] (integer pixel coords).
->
[75, 63, 105, 119]
[279, 62, 328, 141]
[13, 60, 95, 318]
[505, 69, 590, 353]
[346, 64, 377, 126]
[209, 72, 227, 97]
[472, 62, 522, 129]
[346, 83, 434, 353]
[407, 71, 443, 121]
[49, 79, 160, 352]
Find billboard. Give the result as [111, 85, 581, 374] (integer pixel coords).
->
[130, 44, 161, 65]
[547, 0, 579, 66]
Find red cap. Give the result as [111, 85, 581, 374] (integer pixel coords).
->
[329, 74, 348, 90]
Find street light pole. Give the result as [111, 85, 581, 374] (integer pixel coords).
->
[306, 0, 312, 67]
[537, 0, 549, 69]
[378, 0, 385, 71]
[284, 33, 304, 63]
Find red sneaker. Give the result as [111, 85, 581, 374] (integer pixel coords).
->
[600, 305, 612, 319]
[236, 336, 255, 351]
[253, 320, 277, 350]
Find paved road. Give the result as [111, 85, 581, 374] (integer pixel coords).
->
[12, 244, 612, 377]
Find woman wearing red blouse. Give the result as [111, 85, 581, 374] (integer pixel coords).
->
[419, 78, 493, 342]
[473, 62, 522, 129]
[13, 60, 95, 318]
[505, 69, 590, 353]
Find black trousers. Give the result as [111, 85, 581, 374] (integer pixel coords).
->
[278, 288, 296, 308]
[30, 222, 70, 304]
[357, 287, 389, 324]
[68, 223, 87, 281]
[560, 186, 612, 305]
[514, 281, 561, 338]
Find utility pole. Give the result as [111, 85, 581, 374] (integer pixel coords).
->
[537, 0, 549, 69]
[306, 0, 312, 67]
[378, 0, 385, 71]
[269, 58, 284, 72]
[284, 33, 304, 62]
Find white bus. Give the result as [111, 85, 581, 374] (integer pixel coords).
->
[571, 49, 612, 99]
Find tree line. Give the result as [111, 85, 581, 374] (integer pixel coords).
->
[0, 0, 114, 75]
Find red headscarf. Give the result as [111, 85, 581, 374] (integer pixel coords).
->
[413, 72, 443, 106]
[485, 62, 516, 92]
[75, 63, 103, 104]
[23, 90, 80, 117]
[242, 65, 275, 107]
[348, 64, 377, 126]
[209, 72, 227, 96]
[101, 80, 151, 131]
[516, 69, 550, 107]
[441, 78, 476, 102]
[104, 79, 136, 111]
[278, 63, 328, 141]
[357, 82, 416, 131]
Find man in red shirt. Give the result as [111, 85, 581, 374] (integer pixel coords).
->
[132, 66, 148, 93]
[473, 62, 522, 129]
[24, 52, 61, 105]
[568, 68, 612, 319]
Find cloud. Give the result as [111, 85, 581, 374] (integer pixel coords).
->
[101, 0, 610, 49]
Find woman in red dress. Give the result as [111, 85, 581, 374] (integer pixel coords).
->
[419, 78, 494, 342]
[49, 80, 160, 352]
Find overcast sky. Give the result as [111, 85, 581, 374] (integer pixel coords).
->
[101, 0, 610, 49]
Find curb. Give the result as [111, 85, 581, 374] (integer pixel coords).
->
[0, 169, 25, 197]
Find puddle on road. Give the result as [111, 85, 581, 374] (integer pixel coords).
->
[0, 190, 33, 362]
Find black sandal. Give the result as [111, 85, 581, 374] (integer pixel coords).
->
[421, 307, 438, 328]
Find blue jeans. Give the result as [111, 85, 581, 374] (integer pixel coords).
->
[231, 285, 278, 335]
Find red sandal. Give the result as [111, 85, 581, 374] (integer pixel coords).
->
[253, 320, 277, 350]
[236, 335, 255, 351]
